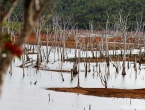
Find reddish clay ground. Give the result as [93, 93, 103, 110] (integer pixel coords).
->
[25, 33, 142, 50]
[47, 87, 145, 99]
[24, 33, 145, 64]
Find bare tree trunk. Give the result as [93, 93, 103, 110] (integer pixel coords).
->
[117, 10, 129, 76]
[100, 74, 107, 88]
[9, 63, 12, 75]
[22, 54, 25, 77]
[71, 69, 74, 81]
[122, 36, 126, 76]
[85, 47, 88, 77]
[85, 61, 87, 77]
[77, 46, 81, 88]
[60, 61, 64, 82]
[105, 14, 110, 67]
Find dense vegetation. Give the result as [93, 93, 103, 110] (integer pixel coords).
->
[56, 0, 145, 30]
[2, 0, 145, 30]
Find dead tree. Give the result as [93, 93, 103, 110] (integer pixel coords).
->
[45, 26, 51, 63]
[134, 57, 137, 78]
[72, 60, 78, 76]
[100, 74, 107, 88]
[60, 61, 64, 82]
[105, 13, 110, 67]
[135, 13, 144, 66]
[116, 10, 130, 76]
[85, 43, 88, 77]
[22, 52, 25, 77]
[89, 21, 95, 58]
[34, 16, 46, 68]
[9, 63, 12, 75]
[76, 46, 81, 88]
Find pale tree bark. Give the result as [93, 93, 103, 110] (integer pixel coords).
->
[60, 15, 72, 61]
[135, 14, 144, 66]
[76, 44, 81, 88]
[105, 13, 110, 68]
[117, 10, 130, 76]
[99, 32, 104, 58]
[51, 14, 63, 62]
[89, 21, 95, 58]
[34, 16, 46, 68]
[45, 26, 51, 63]
[112, 15, 120, 57]
[0, 0, 58, 95]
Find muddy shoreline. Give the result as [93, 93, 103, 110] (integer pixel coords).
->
[46, 87, 145, 99]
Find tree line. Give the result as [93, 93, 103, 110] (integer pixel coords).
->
[1, 0, 145, 30]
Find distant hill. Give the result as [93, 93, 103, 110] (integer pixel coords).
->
[1, 0, 145, 30]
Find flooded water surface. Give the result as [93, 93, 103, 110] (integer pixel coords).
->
[1, 48, 145, 110]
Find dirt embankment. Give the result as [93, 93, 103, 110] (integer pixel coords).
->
[47, 87, 145, 99]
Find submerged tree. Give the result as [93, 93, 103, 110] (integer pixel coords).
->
[116, 10, 130, 76]
[0, 0, 58, 95]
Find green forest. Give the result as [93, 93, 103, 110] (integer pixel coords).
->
[56, 0, 145, 30]
[2, 0, 145, 30]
